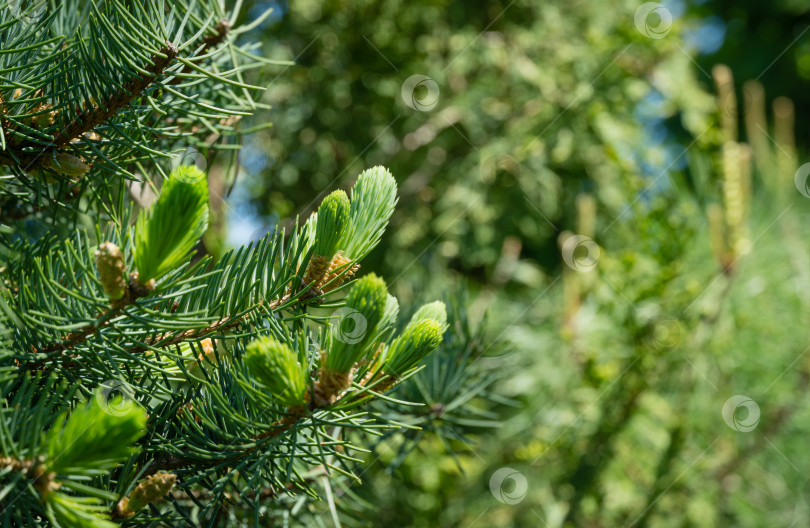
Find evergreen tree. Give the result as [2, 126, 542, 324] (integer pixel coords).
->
[0, 1, 454, 525]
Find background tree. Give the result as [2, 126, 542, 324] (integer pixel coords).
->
[690, 0, 810, 144]
[238, 0, 712, 280]
[236, 0, 810, 526]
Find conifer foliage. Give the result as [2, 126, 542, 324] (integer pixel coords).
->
[0, 1, 450, 525]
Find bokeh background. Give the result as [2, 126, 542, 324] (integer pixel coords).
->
[218, 1, 810, 526]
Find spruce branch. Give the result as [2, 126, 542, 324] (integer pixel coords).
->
[133, 165, 209, 285]
[113, 472, 177, 520]
[245, 336, 309, 408]
[146, 367, 422, 476]
[0, 42, 178, 171]
[0, 6, 448, 528]
[54, 43, 178, 150]
[22, 294, 293, 369]
[0, 0, 271, 227]
[340, 166, 398, 260]
[322, 273, 388, 375]
[168, 18, 231, 85]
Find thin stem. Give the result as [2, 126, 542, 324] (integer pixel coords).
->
[145, 374, 399, 476]
[21, 293, 291, 370]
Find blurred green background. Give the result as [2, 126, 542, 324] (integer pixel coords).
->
[222, 0, 810, 526]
